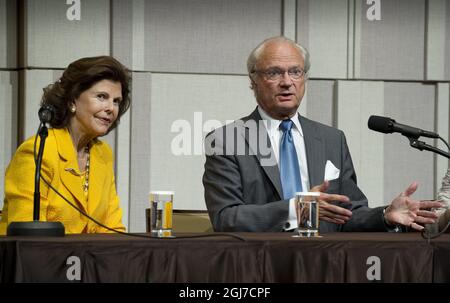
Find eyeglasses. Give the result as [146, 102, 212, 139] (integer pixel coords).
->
[251, 68, 306, 81]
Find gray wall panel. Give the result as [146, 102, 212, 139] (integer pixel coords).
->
[358, 0, 426, 80]
[283, 0, 297, 40]
[25, 0, 110, 68]
[129, 73, 152, 232]
[145, 73, 254, 231]
[297, 0, 349, 78]
[22, 70, 61, 140]
[0, 0, 17, 68]
[296, 0, 309, 46]
[337, 81, 437, 206]
[304, 80, 334, 126]
[426, 0, 447, 80]
[446, 1, 450, 80]
[383, 83, 435, 202]
[111, 0, 133, 69]
[0, 71, 18, 207]
[336, 81, 385, 207]
[436, 83, 450, 193]
[112, 0, 146, 71]
[143, 0, 282, 74]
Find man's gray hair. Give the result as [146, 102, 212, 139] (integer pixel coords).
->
[247, 36, 311, 76]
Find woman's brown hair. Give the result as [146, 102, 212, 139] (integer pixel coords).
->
[41, 56, 131, 133]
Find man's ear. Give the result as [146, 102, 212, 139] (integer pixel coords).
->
[249, 77, 256, 90]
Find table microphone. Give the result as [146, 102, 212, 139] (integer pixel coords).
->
[368, 115, 439, 139]
[7, 105, 65, 237]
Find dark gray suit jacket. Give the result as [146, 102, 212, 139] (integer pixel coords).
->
[203, 108, 388, 232]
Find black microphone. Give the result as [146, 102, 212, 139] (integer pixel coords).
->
[38, 105, 55, 124]
[6, 104, 65, 237]
[368, 115, 439, 139]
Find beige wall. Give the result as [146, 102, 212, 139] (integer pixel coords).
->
[0, 0, 449, 232]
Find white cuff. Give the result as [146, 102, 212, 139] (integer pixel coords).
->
[284, 198, 298, 231]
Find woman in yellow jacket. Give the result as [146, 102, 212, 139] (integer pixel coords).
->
[0, 56, 131, 234]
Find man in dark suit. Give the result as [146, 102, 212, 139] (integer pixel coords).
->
[203, 36, 442, 232]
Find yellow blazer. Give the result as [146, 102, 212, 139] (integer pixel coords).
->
[0, 128, 126, 234]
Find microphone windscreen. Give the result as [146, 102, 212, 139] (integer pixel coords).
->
[38, 105, 55, 124]
[367, 115, 394, 134]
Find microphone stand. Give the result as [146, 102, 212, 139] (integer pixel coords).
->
[408, 137, 450, 159]
[7, 123, 65, 236]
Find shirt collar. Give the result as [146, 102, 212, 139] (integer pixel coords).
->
[257, 106, 303, 137]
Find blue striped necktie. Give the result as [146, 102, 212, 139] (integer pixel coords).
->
[279, 119, 302, 199]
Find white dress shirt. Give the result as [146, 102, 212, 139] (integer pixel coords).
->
[257, 107, 310, 230]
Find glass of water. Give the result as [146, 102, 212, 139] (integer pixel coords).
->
[293, 192, 320, 237]
[148, 191, 174, 238]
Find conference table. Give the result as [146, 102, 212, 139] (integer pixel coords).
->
[0, 232, 449, 283]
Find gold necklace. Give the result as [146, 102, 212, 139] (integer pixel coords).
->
[83, 146, 90, 193]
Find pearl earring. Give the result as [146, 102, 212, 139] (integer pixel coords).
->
[70, 106, 76, 113]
